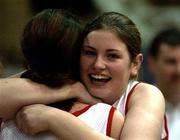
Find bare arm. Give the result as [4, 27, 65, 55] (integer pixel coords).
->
[120, 83, 165, 140]
[0, 78, 100, 119]
[15, 104, 124, 139]
[0, 78, 72, 119]
[1, 78, 165, 139]
[26, 83, 163, 140]
[48, 109, 115, 140]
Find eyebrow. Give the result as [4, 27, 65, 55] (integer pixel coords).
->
[83, 45, 121, 53]
[83, 45, 95, 50]
[106, 49, 120, 53]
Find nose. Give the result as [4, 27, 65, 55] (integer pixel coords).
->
[93, 56, 106, 70]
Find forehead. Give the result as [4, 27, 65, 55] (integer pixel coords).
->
[158, 43, 180, 57]
[85, 29, 118, 40]
[84, 30, 127, 49]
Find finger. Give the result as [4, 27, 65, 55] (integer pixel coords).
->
[21, 124, 29, 135]
[15, 111, 23, 130]
[15, 111, 31, 135]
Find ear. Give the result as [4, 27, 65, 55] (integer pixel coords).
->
[130, 53, 143, 77]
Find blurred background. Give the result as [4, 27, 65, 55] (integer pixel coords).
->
[0, 0, 179, 82]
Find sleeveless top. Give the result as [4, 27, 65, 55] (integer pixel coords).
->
[113, 80, 169, 140]
[0, 103, 115, 140]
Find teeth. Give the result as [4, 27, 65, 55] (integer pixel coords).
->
[91, 74, 109, 80]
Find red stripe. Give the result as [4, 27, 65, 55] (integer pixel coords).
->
[106, 107, 115, 137]
[72, 105, 92, 116]
[162, 114, 169, 140]
[125, 82, 140, 115]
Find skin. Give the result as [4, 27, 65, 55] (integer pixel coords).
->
[80, 30, 141, 104]
[148, 44, 180, 105]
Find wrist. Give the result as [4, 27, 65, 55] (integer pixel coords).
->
[70, 82, 83, 99]
[46, 107, 59, 130]
[53, 84, 75, 100]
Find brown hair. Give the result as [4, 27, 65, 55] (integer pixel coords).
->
[21, 9, 82, 87]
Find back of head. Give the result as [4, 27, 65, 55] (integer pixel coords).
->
[21, 9, 82, 87]
[148, 27, 180, 58]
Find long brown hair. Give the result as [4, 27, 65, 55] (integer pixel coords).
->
[21, 9, 82, 111]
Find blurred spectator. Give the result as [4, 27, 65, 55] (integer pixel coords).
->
[147, 27, 180, 140]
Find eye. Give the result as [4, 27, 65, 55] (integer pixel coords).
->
[107, 53, 120, 59]
[81, 49, 96, 56]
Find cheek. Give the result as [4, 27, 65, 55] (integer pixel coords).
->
[110, 63, 130, 77]
[111, 65, 130, 93]
[156, 66, 172, 80]
[80, 57, 90, 75]
[160, 64, 174, 75]
[155, 62, 167, 74]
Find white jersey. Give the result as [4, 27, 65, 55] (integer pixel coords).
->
[113, 80, 169, 140]
[0, 103, 115, 140]
[166, 102, 180, 140]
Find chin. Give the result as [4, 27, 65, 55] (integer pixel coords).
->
[89, 89, 104, 96]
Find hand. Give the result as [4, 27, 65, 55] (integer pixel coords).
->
[71, 82, 102, 104]
[15, 104, 53, 135]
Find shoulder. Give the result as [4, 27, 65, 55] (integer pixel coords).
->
[129, 82, 165, 109]
[133, 82, 164, 100]
[122, 82, 166, 139]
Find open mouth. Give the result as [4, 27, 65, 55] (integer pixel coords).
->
[89, 74, 111, 85]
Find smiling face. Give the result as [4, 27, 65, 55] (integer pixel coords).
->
[80, 30, 139, 104]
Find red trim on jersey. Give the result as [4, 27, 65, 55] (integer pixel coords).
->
[162, 114, 169, 140]
[125, 82, 140, 115]
[106, 107, 115, 137]
[72, 105, 92, 116]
